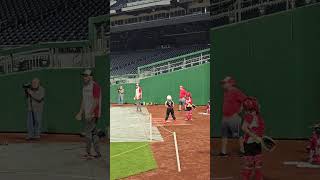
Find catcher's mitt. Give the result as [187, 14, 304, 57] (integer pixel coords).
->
[261, 136, 276, 152]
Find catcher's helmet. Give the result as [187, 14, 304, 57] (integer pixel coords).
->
[167, 95, 172, 100]
[313, 124, 320, 135]
[243, 97, 260, 113]
[221, 76, 236, 86]
[186, 92, 191, 97]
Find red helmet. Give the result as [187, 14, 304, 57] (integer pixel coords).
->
[243, 97, 260, 113]
[221, 76, 236, 86]
[186, 92, 191, 97]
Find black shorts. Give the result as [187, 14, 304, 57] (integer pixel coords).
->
[244, 142, 262, 156]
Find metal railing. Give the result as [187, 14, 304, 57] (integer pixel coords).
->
[110, 73, 139, 84]
[138, 48, 210, 79]
[110, 48, 211, 84]
[210, 0, 320, 23]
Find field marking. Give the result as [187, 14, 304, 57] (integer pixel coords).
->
[213, 177, 234, 180]
[283, 161, 320, 168]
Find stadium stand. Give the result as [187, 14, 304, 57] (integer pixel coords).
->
[210, 0, 320, 25]
[110, 44, 209, 75]
[0, 0, 109, 46]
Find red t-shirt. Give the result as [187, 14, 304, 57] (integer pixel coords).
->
[179, 88, 187, 98]
[243, 114, 265, 143]
[93, 82, 101, 118]
[223, 88, 246, 117]
[135, 87, 142, 100]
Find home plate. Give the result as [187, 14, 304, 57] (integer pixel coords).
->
[283, 161, 300, 165]
[198, 112, 210, 115]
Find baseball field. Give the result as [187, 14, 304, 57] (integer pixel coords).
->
[110, 104, 210, 180]
[109, 51, 210, 179]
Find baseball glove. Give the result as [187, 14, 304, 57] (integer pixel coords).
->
[261, 136, 276, 152]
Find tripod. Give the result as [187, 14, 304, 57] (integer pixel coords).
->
[25, 89, 36, 139]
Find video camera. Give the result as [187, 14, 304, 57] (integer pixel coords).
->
[22, 83, 32, 96]
[22, 83, 31, 89]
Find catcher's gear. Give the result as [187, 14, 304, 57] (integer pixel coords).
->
[243, 97, 260, 113]
[166, 95, 172, 100]
[186, 103, 196, 108]
[261, 136, 276, 152]
[312, 123, 320, 135]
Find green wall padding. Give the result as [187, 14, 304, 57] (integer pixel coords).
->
[211, 4, 320, 139]
[111, 64, 210, 105]
[0, 55, 109, 133]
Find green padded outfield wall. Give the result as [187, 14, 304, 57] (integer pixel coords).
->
[211, 4, 320, 139]
[111, 63, 210, 105]
[0, 55, 109, 133]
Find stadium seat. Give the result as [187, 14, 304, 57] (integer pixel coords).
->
[0, 0, 108, 45]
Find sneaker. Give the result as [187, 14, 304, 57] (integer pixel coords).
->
[93, 153, 102, 158]
[239, 151, 245, 157]
[25, 137, 33, 141]
[81, 154, 93, 159]
[218, 152, 229, 157]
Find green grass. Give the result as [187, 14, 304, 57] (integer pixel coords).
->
[110, 142, 157, 180]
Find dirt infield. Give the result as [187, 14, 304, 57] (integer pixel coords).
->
[212, 138, 320, 180]
[0, 133, 109, 180]
[124, 105, 210, 180]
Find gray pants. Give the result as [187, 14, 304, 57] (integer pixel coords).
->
[118, 94, 124, 104]
[84, 118, 100, 155]
[221, 114, 242, 138]
[136, 99, 142, 111]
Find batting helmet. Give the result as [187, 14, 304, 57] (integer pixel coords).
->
[167, 95, 172, 100]
[243, 97, 260, 113]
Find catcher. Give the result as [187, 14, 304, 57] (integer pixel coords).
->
[241, 97, 265, 180]
[308, 123, 320, 164]
[185, 92, 196, 121]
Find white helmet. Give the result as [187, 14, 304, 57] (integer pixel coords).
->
[167, 95, 172, 100]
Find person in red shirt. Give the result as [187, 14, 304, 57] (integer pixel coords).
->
[308, 124, 320, 164]
[185, 92, 194, 121]
[206, 100, 211, 114]
[178, 85, 187, 111]
[220, 76, 247, 156]
[241, 97, 265, 180]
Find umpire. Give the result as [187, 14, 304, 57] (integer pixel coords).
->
[219, 76, 247, 156]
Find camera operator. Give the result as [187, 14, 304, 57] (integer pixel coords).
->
[25, 78, 45, 140]
[117, 86, 124, 104]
